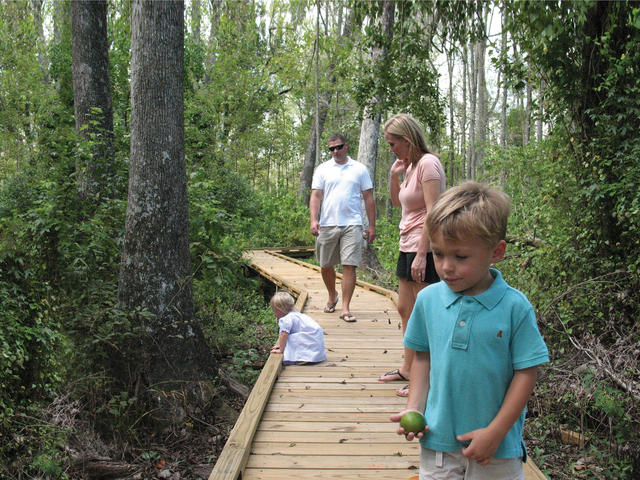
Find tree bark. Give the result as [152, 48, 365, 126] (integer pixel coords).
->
[524, 78, 532, 145]
[357, 0, 395, 185]
[71, 0, 114, 200]
[119, 0, 215, 427]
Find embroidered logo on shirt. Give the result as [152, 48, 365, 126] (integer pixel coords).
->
[497, 330, 503, 338]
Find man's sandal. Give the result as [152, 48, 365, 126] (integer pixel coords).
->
[378, 368, 408, 382]
[339, 313, 357, 322]
[323, 296, 339, 313]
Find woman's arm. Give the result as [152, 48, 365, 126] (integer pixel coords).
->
[410, 179, 442, 281]
[389, 159, 407, 207]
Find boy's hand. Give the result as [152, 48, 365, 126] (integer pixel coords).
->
[390, 410, 429, 441]
[457, 427, 501, 466]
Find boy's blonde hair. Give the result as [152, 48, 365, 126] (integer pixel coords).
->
[383, 113, 434, 165]
[426, 181, 510, 246]
[270, 291, 296, 314]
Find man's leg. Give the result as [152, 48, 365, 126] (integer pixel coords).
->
[337, 225, 363, 321]
[320, 265, 338, 308]
[340, 264, 356, 317]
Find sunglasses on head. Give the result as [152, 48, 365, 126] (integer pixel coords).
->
[329, 144, 345, 152]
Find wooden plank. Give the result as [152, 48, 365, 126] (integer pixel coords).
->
[251, 442, 418, 456]
[523, 458, 549, 479]
[208, 355, 282, 480]
[245, 454, 419, 469]
[242, 468, 419, 479]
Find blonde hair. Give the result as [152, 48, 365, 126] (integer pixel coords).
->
[270, 291, 296, 315]
[426, 181, 510, 247]
[383, 113, 433, 165]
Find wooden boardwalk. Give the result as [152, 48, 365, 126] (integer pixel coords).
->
[210, 249, 547, 480]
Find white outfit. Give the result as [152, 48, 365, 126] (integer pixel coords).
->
[311, 156, 373, 227]
[278, 311, 326, 364]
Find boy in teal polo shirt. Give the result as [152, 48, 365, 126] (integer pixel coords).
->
[391, 181, 549, 479]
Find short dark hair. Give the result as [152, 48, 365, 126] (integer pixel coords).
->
[329, 133, 347, 144]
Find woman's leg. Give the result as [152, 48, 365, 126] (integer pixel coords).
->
[397, 277, 424, 379]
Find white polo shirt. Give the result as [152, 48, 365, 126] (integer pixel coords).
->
[311, 157, 373, 227]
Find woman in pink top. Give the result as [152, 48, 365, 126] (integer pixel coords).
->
[378, 113, 446, 396]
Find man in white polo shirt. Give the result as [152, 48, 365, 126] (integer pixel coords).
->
[309, 134, 376, 323]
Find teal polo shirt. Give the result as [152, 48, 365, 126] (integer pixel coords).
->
[403, 268, 549, 458]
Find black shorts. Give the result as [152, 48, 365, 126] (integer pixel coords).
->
[396, 251, 439, 283]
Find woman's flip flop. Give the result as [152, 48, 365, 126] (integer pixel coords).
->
[378, 368, 408, 382]
[396, 384, 410, 397]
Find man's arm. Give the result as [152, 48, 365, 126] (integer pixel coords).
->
[457, 366, 538, 465]
[309, 189, 323, 236]
[362, 188, 376, 242]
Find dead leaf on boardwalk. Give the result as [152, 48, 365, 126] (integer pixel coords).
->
[383, 349, 388, 354]
[339, 439, 347, 443]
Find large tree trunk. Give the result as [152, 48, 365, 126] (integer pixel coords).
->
[71, 0, 114, 200]
[357, 0, 394, 183]
[356, 0, 394, 273]
[298, 92, 330, 204]
[119, 0, 215, 427]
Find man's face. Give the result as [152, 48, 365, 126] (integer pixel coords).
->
[328, 139, 348, 163]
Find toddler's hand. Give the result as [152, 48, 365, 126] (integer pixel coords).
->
[270, 345, 282, 354]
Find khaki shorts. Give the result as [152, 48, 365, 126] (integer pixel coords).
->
[315, 225, 363, 268]
[419, 447, 524, 480]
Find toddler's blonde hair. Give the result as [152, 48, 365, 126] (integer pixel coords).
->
[270, 291, 296, 315]
[426, 181, 510, 247]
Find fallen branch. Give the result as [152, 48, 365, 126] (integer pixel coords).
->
[218, 368, 249, 400]
[73, 457, 137, 479]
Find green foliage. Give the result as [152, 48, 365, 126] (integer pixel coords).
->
[351, 0, 443, 139]
[241, 191, 314, 247]
[503, 0, 640, 276]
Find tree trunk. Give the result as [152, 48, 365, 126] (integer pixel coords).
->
[356, 0, 394, 273]
[524, 78, 532, 145]
[475, 29, 488, 174]
[357, 0, 394, 184]
[446, 42, 456, 186]
[461, 42, 468, 180]
[71, 0, 114, 200]
[467, 40, 477, 179]
[298, 92, 330, 204]
[119, 0, 215, 428]
[537, 81, 544, 141]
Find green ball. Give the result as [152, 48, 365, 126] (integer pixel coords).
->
[400, 411, 426, 434]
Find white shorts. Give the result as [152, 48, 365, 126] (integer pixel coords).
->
[419, 447, 524, 480]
